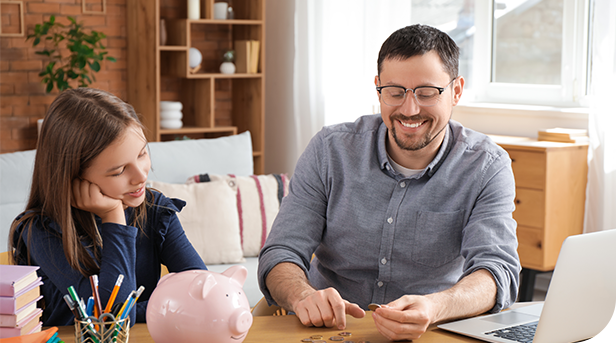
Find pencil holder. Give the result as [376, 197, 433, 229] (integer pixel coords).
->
[74, 313, 130, 343]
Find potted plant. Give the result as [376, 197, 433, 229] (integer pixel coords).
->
[26, 15, 116, 93]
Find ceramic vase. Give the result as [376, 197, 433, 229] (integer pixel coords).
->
[220, 62, 236, 74]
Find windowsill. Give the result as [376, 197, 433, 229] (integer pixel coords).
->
[455, 102, 590, 120]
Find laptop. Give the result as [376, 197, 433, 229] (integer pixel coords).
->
[438, 229, 616, 343]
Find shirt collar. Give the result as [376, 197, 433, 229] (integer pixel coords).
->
[378, 121, 453, 178]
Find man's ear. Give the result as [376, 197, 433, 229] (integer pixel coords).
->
[452, 76, 465, 105]
[374, 75, 379, 86]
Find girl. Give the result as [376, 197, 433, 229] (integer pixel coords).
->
[9, 88, 206, 326]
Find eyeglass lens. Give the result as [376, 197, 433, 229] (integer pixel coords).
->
[381, 87, 441, 107]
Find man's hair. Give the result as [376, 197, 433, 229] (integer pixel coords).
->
[377, 24, 460, 79]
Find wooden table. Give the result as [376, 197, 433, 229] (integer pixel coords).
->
[54, 312, 478, 342]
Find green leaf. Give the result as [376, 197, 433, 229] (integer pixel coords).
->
[38, 71, 47, 77]
[68, 16, 76, 24]
[33, 37, 41, 46]
[46, 81, 54, 93]
[89, 61, 100, 72]
[49, 15, 55, 24]
[106, 57, 117, 62]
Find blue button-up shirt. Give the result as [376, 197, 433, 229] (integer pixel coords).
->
[258, 115, 520, 313]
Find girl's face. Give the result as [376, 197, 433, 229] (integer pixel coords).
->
[82, 125, 151, 209]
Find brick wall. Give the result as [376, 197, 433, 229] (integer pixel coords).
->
[0, 0, 128, 153]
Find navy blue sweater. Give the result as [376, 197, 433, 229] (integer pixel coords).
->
[13, 190, 207, 326]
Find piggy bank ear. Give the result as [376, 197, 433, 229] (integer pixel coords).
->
[157, 272, 175, 286]
[188, 272, 217, 300]
[222, 265, 247, 286]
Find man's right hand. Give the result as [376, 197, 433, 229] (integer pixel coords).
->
[266, 263, 365, 329]
[292, 287, 365, 329]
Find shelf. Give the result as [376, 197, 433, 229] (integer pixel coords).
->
[186, 73, 263, 79]
[128, 0, 265, 174]
[160, 126, 238, 135]
[187, 19, 264, 25]
[159, 46, 188, 51]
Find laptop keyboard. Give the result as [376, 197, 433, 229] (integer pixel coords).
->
[484, 321, 538, 343]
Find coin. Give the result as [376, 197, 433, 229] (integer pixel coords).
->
[312, 341, 326, 343]
[329, 336, 344, 341]
[368, 303, 381, 311]
[301, 339, 313, 342]
[310, 335, 323, 339]
[339, 332, 352, 336]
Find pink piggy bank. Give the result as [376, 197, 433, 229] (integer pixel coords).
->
[146, 266, 253, 343]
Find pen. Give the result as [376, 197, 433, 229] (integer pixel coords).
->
[63, 294, 81, 320]
[115, 290, 136, 320]
[120, 286, 145, 321]
[89, 275, 103, 318]
[67, 286, 100, 343]
[86, 296, 94, 317]
[104, 274, 124, 313]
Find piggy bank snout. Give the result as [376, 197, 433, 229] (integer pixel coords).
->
[229, 309, 252, 336]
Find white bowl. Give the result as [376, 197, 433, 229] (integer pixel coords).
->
[160, 110, 183, 120]
[160, 119, 183, 129]
[160, 101, 183, 111]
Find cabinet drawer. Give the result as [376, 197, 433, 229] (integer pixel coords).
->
[516, 225, 546, 270]
[513, 188, 545, 228]
[507, 150, 546, 190]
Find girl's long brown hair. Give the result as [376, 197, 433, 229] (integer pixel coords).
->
[9, 88, 149, 277]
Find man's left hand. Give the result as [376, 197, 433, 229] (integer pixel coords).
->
[371, 295, 437, 341]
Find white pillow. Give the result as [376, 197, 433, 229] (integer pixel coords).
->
[147, 131, 254, 184]
[188, 174, 289, 257]
[148, 180, 245, 265]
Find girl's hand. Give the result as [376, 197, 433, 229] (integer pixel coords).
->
[72, 179, 126, 225]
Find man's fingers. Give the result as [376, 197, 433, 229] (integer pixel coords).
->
[344, 301, 366, 319]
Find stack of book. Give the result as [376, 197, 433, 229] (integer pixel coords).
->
[234, 40, 260, 74]
[0, 265, 44, 338]
[537, 128, 589, 143]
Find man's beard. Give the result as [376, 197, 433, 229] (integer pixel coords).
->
[389, 114, 447, 151]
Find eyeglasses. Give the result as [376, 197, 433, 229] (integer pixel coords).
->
[376, 78, 457, 107]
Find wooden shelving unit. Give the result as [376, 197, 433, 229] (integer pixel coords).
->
[127, 0, 265, 174]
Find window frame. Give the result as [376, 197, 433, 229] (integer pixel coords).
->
[469, 0, 590, 107]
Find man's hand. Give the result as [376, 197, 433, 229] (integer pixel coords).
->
[72, 179, 126, 225]
[293, 287, 365, 329]
[371, 295, 435, 341]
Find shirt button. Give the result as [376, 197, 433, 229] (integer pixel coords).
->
[387, 217, 393, 224]
[377, 281, 384, 287]
[400, 181, 406, 188]
[381, 258, 387, 265]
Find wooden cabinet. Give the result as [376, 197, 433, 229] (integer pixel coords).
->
[490, 135, 589, 272]
[127, 0, 265, 174]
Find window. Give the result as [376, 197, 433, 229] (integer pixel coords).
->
[319, 0, 592, 126]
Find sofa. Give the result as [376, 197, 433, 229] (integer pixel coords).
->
[0, 132, 269, 307]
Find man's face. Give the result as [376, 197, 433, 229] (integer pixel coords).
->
[376, 51, 463, 153]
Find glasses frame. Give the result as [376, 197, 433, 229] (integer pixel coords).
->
[376, 77, 458, 107]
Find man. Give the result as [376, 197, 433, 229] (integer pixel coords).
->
[258, 24, 521, 341]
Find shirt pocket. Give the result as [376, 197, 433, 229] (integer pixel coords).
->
[412, 210, 464, 268]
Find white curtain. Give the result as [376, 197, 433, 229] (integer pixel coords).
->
[584, 0, 616, 233]
[265, 0, 412, 175]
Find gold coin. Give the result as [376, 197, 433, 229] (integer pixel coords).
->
[368, 303, 381, 311]
[310, 335, 323, 339]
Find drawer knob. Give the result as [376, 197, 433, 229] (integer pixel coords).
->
[515, 199, 521, 204]
[511, 158, 516, 163]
